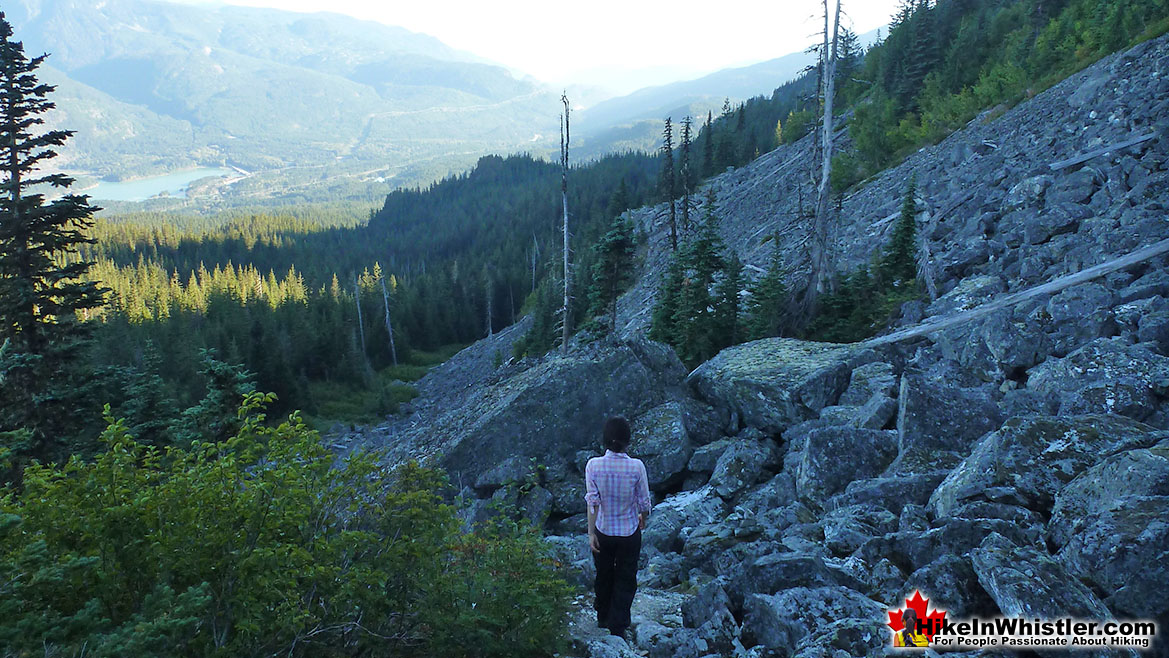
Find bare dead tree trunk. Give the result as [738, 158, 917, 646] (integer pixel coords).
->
[917, 203, 939, 301]
[807, 0, 842, 313]
[353, 274, 367, 360]
[561, 93, 573, 354]
[380, 277, 398, 366]
[530, 234, 539, 294]
[484, 269, 493, 337]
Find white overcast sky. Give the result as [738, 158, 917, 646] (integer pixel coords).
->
[171, 0, 901, 93]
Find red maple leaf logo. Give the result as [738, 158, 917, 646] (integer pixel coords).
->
[888, 590, 947, 641]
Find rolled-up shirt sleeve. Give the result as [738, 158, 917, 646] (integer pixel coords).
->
[584, 459, 600, 510]
[635, 460, 651, 514]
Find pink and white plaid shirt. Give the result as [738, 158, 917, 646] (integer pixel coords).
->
[585, 450, 652, 537]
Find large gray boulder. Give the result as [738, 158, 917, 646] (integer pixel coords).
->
[1060, 496, 1169, 621]
[631, 402, 700, 491]
[855, 517, 1044, 576]
[1051, 439, 1169, 619]
[384, 337, 687, 491]
[1026, 338, 1169, 422]
[1049, 438, 1169, 547]
[972, 533, 1113, 620]
[930, 414, 1164, 516]
[827, 472, 949, 512]
[896, 373, 1004, 467]
[1045, 284, 1117, 356]
[839, 362, 898, 406]
[642, 486, 726, 554]
[727, 553, 862, 609]
[795, 427, 898, 503]
[819, 504, 898, 556]
[686, 338, 857, 434]
[709, 431, 781, 500]
[1003, 174, 1054, 210]
[901, 554, 995, 619]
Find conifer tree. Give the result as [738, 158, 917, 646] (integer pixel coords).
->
[745, 238, 788, 340]
[0, 13, 107, 460]
[882, 178, 919, 283]
[172, 350, 255, 446]
[608, 178, 631, 219]
[648, 256, 684, 347]
[586, 216, 635, 333]
[679, 116, 697, 235]
[702, 111, 715, 178]
[713, 254, 744, 349]
[715, 99, 735, 171]
[659, 117, 677, 252]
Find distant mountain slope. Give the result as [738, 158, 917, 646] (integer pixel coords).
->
[576, 29, 879, 156]
[6, 0, 562, 195]
[578, 50, 814, 132]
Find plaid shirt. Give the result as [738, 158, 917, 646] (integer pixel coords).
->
[585, 450, 652, 537]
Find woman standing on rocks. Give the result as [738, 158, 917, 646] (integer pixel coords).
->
[586, 416, 652, 640]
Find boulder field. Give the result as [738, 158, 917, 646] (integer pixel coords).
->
[355, 31, 1169, 658]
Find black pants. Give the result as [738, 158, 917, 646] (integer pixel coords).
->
[593, 528, 641, 634]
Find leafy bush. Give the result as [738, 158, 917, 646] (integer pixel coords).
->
[0, 394, 571, 657]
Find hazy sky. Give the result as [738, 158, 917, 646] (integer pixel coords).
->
[171, 0, 902, 94]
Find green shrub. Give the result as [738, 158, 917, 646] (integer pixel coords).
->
[0, 394, 571, 657]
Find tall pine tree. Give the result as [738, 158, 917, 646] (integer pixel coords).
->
[0, 13, 107, 462]
[659, 117, 677, 252]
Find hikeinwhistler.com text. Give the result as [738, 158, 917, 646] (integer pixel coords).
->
[920, 617, 1157, 650]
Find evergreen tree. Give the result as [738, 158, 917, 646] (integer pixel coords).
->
[713, 254, 744, 350]
[172, 350, 256, 446]
[896, 1, 939, 112]
[586, 217, 635, 333]
[881, 178, 919, 283]
[745, 238, 789, 340]
[514, 277, 558, 359]
[111, 342, 179, 447]
[664, 191, 728, 365]
[679, 116, 697, 235]
[648, 256, 684, 347]
[715, 98, 735, 171]
[659, 118, 678, 252]
[608, 178, 631, 220]
[701, 111, 715, 178]
[0, 13, 107, 460]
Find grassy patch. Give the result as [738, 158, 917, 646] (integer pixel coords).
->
[306, 369, 421, 430]
[302, 346, 466, 429]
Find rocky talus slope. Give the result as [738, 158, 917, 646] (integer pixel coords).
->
[354, 33, 1169, 658]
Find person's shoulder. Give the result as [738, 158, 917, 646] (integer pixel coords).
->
[585, 455, 603, 469]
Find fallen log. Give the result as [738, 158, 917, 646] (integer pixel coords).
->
[865, 236, 1169, 346]
[1048, 132, 1157, 171]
